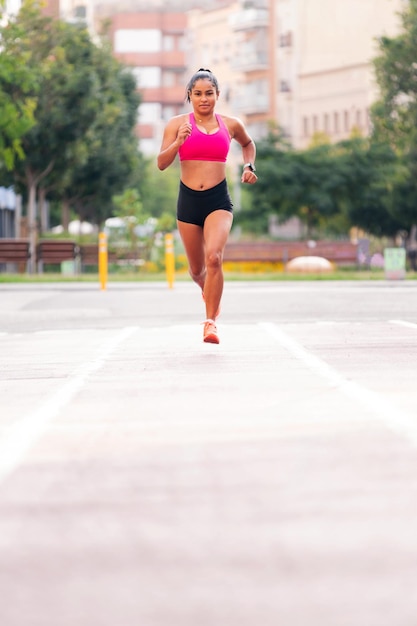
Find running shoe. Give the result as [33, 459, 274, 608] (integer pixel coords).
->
[203, 319, 220, 344]
[202, 291, 221, 320]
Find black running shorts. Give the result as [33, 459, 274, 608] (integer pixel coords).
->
[176, 179, 233, 227]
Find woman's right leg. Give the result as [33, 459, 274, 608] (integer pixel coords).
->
[177, 220, 206, 291]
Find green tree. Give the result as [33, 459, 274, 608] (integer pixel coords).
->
[0, 23, 37, 170]
[240, 128, 347, 237]
[371, 0, 417, 237]
[1, 1, 142, 270]
[41, 45, 142, 229]
[338, 137, 404, 237]
[290, 142, 346, 236]
[142, 158, 179, 222]
[112, 187, 154, 266]
[113, 188, 148, 234]
[238, 128, 296, 235]
[1, 2, 106, 267]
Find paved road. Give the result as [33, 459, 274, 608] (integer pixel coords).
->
[1, 280, 417, 626]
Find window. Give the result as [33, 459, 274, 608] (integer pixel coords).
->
[163, 106, 175, 121]
[131, 67, 161, 89]
[114, 29, 161, 53]
[344, 110, 349, 132]
[224, 41, 231, 61]
[162, 72, 175, 87]
[247, 79, 267, 98]
[303, 116, 309, 136]
[163, 35, 174, 51]
[279, 31, 292, 47]
[74, 5, 86, 18]
[333, 112, 339, 134]
[138, 103, 161, 124]
[365, 108, 370, 131]
[178, 35, 187, 52]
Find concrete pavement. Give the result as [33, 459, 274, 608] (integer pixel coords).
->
[0, 280, 417, 625]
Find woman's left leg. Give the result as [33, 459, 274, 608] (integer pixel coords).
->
[177, 220, 206, 289]
[202, 209, 233, 321]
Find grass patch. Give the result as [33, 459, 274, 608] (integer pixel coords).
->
[0, 272, 168, 283]
[1, 267, 416, 283]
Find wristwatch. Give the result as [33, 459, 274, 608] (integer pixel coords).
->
[243, 162, 256, 172]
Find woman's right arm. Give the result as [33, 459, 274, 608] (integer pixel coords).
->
[157, 116, 191, 171]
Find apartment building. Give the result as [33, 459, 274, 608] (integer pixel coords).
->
[227, 0, 276, 141]
[106, 10, 188, 155]
[186, 1, 243, 173]
[3, 0, 409, 157]
[57, 0, 94, 30]
[277, 0, 405, 148]
[103, 0, 404, 155]
[187, 0, 277, 143]
[186, 2, 240, 120]
[0, 188, 21, 238]
[103, 0, 278, 155]
[92, 0, 232, 155]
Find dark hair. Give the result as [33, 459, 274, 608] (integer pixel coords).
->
[185, 68, 219, 102]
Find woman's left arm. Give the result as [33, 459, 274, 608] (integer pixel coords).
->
[227, 116, 258, 184]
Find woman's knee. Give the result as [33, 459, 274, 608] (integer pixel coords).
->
[189, 265, 206, 282]
[206, 249, 223, 270]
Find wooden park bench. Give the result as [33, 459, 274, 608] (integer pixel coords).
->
[0, 239, 31, 272]
[36, 240, 78, 272]
[223, 240, 358, 266]
[79, 243, 99, 269]
[309, 241, 358, 264]
[79, 243, 117, 269]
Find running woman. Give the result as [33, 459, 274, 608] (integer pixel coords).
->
[157, 68, 257, 344]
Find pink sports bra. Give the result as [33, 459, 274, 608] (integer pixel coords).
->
[178, 113, 231, 163]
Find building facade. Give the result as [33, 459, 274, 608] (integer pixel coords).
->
[104, 0, 405, 154]
[276, 0, 405, 148]
[0, 188, 21, 238]
[108, 11, 189, 155]
[228, 0, 276, 141]
[104, 0, 279, 155]
[2, 0, 409, 157]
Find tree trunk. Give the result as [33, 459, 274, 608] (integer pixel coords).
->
[38, 187, 48, 235]
[61, 199, 70, 231]
[26, 173, 37, 274]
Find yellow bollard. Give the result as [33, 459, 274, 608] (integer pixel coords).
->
[98, 232, 108, 290]
[164, 232, 175, 289]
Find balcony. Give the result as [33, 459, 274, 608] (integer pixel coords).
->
[142, 85, 186, 105]
[229, 8, 269, 31]
[231, 50, 268, 72]
[114, 50, 186, 70]
[232, 93, 269, 115]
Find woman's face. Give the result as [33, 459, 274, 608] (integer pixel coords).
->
[189, 78, 219, 115]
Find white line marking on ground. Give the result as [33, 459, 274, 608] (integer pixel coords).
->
[0, 326, 138, 483]
[260, 322, 417, 447]
[389, 319, 417, 330]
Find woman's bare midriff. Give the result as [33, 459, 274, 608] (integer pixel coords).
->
[180, 160, 227, 190]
